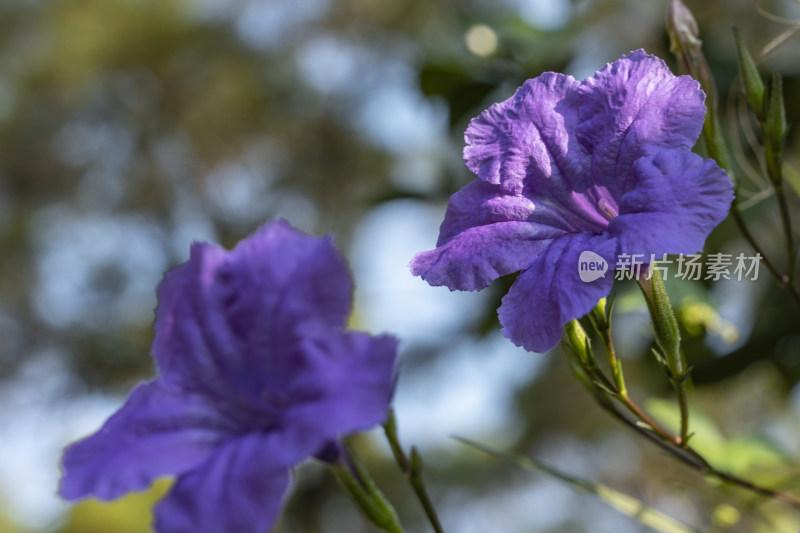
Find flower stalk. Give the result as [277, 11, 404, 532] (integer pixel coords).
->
[563, 318, 676, 445]
[763, 71, 795, 281]
[562, 311, 800, 508]
[332, 442, 406, 533]
[669, 1, 800, 303]
[591, 297, 626, 397]
[383, 409, 445, 533]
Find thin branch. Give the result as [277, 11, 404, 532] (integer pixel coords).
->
[383, 410, 445, 533]
[730, 202, 800, 305]
[753, 0, 800, 24]
[589, 372, 800, 508]
[761, 25, 800, 59]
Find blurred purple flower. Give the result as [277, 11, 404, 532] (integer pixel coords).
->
[59, 219, 398, 533]
[411, 50, 733, 353]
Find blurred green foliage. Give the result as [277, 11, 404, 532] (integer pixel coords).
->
[56, 480, 171, 533]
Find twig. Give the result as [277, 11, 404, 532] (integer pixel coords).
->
[383, 410, 445, 533]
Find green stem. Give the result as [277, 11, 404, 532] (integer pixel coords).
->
[331, 443, 406, 533]
[618, 397, 800, 505]
[589, 381, 800, 507]
[564, 317, 800, 506]
[566, 318, 679, 446]
[763, 71, 794, 281]
[593, 301, 627, 398]
[774, 177, 796, 281]
[383, 410, 445, 533]
[731, 201, 800, 305]
[668, 1, 800, 303]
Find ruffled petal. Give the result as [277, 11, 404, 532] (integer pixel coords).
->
[224, 219, 352, 336]
[59, 380, 234, 501]
[280, 332, 397, 459]
[608, 147, 733, 256]
[577, 50, 706, 196]
[498, 233, 617, 353]
[154, 433, 291, 533]
[436, 180, 539, 243]
[411, 220, 567, 291]
[151, 241, 231, 392]
[464, 72, 585, 193]
[152, 219, 353, 403]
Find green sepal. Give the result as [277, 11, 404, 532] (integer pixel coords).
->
[650, 347, 671, 376]
[591, 297, 608, 331]
[566, 355, 594, 391]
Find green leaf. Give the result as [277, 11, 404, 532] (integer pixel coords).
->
[645, 398, 725, 460]
[644, 399, 789, 476]
[725, 436, 787, 474]
[59, 478, 172, 533]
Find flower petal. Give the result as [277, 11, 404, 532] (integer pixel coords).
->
[411, 219, 567, 291]
[59, 380, 233, 501]
[281, 332, 397, 459]
[154, 433, 291, 533]
[225, 219, 352, 335]
[577, 50, 706, 196]
[151, 240, 227, 389]
[498, 233, 617, 353]
[608, 147, 733, 256]
[152, 219, 353, 402]
[411, 178, 572, 290]
[464, 72, 583, 192]
[435, 180, 539, 243]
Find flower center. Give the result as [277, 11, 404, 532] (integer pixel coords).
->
[598, 198, 618, 221]
[261, 389, 291, 409]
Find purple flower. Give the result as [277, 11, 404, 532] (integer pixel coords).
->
[59, 219, 398, 533]
[411, 50, 733, 353]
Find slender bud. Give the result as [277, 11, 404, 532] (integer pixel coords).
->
[666, 0, 731, 172]
[563, 320, 591, 366]
[732, 26, 765, 120]
[640, 271, 683, 380]
[765, 72, 788, 151]
[666, 0, 717, 106]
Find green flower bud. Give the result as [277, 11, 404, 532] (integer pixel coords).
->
[563, 319, 591, 366]
[732, 26, 765, 119]
[765, 71, 787, 149]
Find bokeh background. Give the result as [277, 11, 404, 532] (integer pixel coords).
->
[2, 0, 800, 531]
